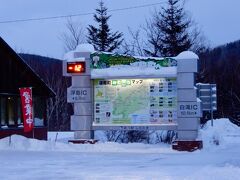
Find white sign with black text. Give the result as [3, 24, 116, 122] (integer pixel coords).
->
[67, 87, 91, 103]
[178, 101, 202, 117]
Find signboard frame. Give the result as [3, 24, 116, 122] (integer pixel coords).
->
[92, 124, 178, 131]
[92, 77, 178, 129]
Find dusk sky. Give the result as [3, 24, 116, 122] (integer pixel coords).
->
[0, 0, 239, 59]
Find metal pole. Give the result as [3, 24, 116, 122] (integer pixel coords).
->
[55, 132, 58, 142]
[210, 85, 213, 126]
[211, 109, 213, 127]
[33, 128, 35, 139]
[9, 136, 11, 146]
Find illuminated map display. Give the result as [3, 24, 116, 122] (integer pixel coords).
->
[93, 78, 177, 125]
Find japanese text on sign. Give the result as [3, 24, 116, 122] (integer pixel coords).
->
[20, 88, 34, 132]
[67, 87, 91, 102]
[178, 102, 202, 117]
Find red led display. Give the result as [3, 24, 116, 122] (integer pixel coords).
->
[67, 62, 86, 73]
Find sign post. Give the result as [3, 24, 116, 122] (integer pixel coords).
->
[197, 83, 217, 126]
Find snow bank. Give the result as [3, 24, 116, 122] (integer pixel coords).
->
[200, 118, 240, 149]
[48, 131, 74, 143]
[91, 66, 177, 79]
[0, 135, 74, 152]
[0, 134, 174, 154]
[1, 118, 239, 153]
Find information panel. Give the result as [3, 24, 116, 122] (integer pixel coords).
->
[94, 78, 177, 125]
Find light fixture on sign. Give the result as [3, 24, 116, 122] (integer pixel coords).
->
[67, 62, 86, 73]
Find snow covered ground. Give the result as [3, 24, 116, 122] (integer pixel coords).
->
[0, 118, 240, 180]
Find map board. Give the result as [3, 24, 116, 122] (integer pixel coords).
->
[93, 78, 177, 125]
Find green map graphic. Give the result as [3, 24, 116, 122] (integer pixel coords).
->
[111, 82, 148, 124]
[94, 78, 177, 125]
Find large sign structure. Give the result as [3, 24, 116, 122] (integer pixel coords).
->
[89, 52, 179, 130]
[63, 44, 206, 151]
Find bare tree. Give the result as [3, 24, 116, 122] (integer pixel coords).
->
[61, 18, 86, 52]
[104, 130, 150, 143]
[153, 130, 177, 144]
[44, 69, 70, 131]
[121, 28, 145, 56]
[142, 16, 164, 57]
[189, 23, 210, 54]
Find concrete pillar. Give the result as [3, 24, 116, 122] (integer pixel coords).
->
[176, 51, 201, 141]
[64, 44, 94, 140]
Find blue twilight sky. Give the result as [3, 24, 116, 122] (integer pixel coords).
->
[0, 0, 239, 59]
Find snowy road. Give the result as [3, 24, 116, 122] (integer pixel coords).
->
[1, 145, 240, 180]
[1, 119, 240, 180]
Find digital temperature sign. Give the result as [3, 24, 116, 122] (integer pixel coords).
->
[67, 62, 86, 73]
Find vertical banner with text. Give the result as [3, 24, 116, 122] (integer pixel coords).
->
[19, 87, 34, 132]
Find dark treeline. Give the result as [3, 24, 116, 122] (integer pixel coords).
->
[198, 40, 240, 125]
[19, 54, 72, 131]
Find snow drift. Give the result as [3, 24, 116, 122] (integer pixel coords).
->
[0, 118, 239, 153]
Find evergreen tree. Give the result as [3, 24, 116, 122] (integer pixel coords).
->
[87, 1, 123, 52]
[145, 0, 192, 57]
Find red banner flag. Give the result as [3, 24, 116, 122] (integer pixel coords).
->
[19, 87, 34, 132]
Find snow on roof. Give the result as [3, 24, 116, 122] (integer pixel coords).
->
[91, 66, 177, 79]
[176, 51, 199, 60]
[196, 83, 210, 85]
[76, 43, 95, 52]
[63, 44, 95, 61]
[63, 51, 86, 62]
[132, 55, 165, 61]
[67, 58, 85, 62]
[63, 51, 75, 61]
